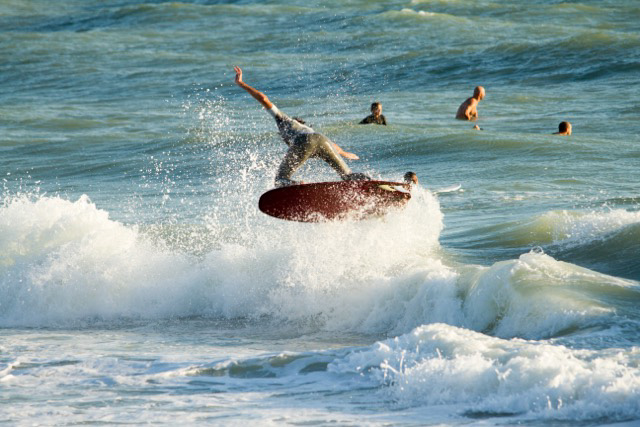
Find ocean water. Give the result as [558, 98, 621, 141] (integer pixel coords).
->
[1, 0, 640, 425]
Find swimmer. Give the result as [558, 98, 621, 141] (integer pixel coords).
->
[456, 86, 485, 121]
[403, 171, 418, 185]
[553, 121, 572, 135]
[359, 102, 387, 125]
[234, 66, 368, 187]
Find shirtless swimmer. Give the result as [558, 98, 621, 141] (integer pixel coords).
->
[456, 86, 485, 121]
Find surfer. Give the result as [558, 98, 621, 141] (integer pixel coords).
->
[359, 102, 387, 125]
[554, 121, 572, 135]
[233, 66, 368, 187]
[456, 86, 485, 121]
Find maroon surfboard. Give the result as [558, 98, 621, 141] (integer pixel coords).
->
[258, 180, 411, 222]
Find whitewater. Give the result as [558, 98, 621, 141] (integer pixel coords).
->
[1, 0, 640, 425]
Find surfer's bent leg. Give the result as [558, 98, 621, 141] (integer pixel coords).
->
[274, 135, 316, 187]
[316, 137, 371, 181]
[312, 134, 353, 179]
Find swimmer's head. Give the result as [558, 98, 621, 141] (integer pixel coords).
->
[371, 102, 382, 116]
[558, 121, 571, 135]
[473, 86, 485, 100]
[404, 171, 418, 185]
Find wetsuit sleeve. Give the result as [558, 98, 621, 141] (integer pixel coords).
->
[267, 104, 313, 146]
[267, 105, 280, 117]
[267, 105, 291, 122]
[382, 115, 387, 125]
[359, 115, 372, 124]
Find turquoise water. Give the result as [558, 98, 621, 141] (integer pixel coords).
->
[2, 1, 640, 425]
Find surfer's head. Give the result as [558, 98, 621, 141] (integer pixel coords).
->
[473, 86, 485, 101]
[556, 121, 572, 135]
[404, 171, 418, 185]
[370, 102, 382, 117]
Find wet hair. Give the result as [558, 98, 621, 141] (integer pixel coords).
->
[558, 121, 570, 133]
[404, 171, 418, 184]
[370, 102, 381, 112]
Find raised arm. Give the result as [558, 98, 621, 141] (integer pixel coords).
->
[234, 66, 273, 110]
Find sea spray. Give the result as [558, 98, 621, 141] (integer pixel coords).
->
[2, 193, 634, 343]
[0, 194, 204, 326]
[0, 188, 447, 329]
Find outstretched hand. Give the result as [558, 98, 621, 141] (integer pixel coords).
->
[232, 66, 273, 109]
[234, 66, 243, 85]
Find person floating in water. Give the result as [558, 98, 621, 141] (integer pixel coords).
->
[359, 102, 387, 125]
[233, 66, 368, 187]
[456, 86, 485, 121]
[554, 121, 572, 135]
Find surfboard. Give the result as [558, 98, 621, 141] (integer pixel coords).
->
[434, 183, 462, 194]
[259, 180, 411, 222]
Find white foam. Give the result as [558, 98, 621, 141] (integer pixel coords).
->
[330, 323, 640, 421]
[0, 193, 632, 341]
[0, 189, 448, 328]
[0, 195, 203, 325]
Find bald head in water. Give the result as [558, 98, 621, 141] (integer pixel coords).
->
[473, 86, 485, 100]
[456, 86, 485, 120]
[554, 121, 572, 136]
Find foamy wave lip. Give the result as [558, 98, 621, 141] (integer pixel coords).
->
[473, 208, 640, 250]
[401, 8, 436, 17]
[329, 323, 640, 422]
[532, 209, 640, 245]
[459, 251, 623, 339]
[0, 193, 626, 338]
[0, 189, 447, 329]
[0, 193, 628, 342]
[0, 195, 207, 326]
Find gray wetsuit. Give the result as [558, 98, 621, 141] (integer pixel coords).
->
[268, 105, 353, 187]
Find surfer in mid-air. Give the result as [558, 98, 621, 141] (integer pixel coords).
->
[234, 66, 368, 187]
